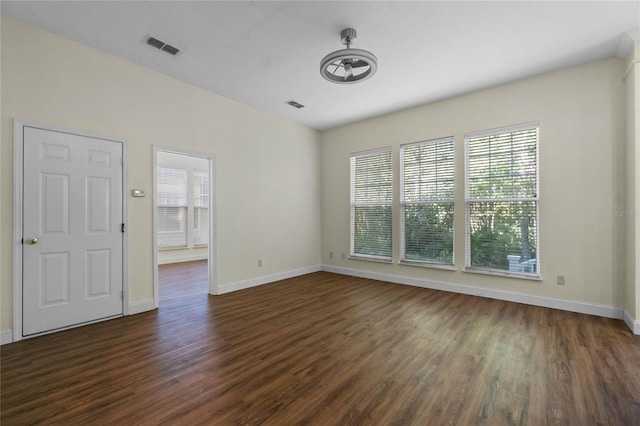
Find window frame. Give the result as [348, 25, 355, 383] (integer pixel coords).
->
[156, 165, 210, 250]
[192, 169, 209, 246]
[464, 122, 540, 279]
[399, 136, 455, 268]
[349, 147, 393, 262]
[156, 166, 189, 249]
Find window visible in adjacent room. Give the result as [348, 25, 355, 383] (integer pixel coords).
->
[192, 169, 209, 246]
[157, 166, 209, 249]
[465, 122, 539, 277]
[350, 147, 393, 261]
[157, 167, 188, 248]
[400, 137, 454, 266]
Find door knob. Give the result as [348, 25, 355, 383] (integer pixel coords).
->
[26, 237, 38, 245]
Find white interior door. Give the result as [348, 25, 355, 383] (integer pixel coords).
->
[22, 126, 124, 336]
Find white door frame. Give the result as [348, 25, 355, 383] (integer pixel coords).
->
[152, 145, 218, 307]
[13, 119, 129, 342]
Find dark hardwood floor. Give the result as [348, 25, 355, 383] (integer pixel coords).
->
[159, 259, 209, 307]
[2, 261, 640, 425]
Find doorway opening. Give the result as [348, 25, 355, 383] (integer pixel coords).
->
[153, 147, 216, 308]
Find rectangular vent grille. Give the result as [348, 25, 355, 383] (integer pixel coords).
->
[161, 44, 180, 55]
[285, 100, 305, 109]
[146, 36, 180, 56]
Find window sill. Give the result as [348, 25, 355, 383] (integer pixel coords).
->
[399, 260, 456, 271]
[349, 255, 393, 264]
[463, 267, 541, 281]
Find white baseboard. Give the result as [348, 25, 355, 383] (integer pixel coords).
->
[1, 329, 13, 345]
[158, 254, 208, 265]
[2, 301, 155, 344]
[218, 265, 322, 294]
[128, 298, 156, 315]
[624, 310, 640, 335]
[322, 264, 626, 322]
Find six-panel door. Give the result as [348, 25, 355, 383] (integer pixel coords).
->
[22, 126, 124, 336]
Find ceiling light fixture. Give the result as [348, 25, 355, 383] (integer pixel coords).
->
[320, 28, 377, 84]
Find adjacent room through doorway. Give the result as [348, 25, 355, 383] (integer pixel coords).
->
[154, 149, 215, 306]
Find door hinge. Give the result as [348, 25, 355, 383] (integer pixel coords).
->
[121, 290, 124, 300]
[121, 223, 125, 233]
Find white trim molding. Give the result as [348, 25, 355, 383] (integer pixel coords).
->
[219, 265, 322, 294]
[624, 310, 640, 335]
[322, 265, 628, 324]
[1, 329, 14, 345]
[158, 253, 208, 265]
[128, 299, 156, 316]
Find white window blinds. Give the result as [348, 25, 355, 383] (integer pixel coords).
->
[400, 137, 454, 264]
[350, 148, 392, 260]
[157, 167, 188, 248]
[465, 122, 539, 275]
[192, 170, 209, 245]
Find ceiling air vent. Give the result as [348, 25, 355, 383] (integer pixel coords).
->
[161, 44, 180, 55]
[145, 36, 180, 56]
[285, 100, 305, 109]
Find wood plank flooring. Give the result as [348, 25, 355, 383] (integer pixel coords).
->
[2, 261, 640, 425]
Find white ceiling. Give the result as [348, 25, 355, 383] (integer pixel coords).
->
[2, 1, 639, 130]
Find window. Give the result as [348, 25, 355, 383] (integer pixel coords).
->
[465, 122, 539, 276]
[350, 148, 392, 261]
[400, 137, 454, 265]
[157, 165, 209, 249]
[192, 170, 209, 245]
[157, 167, 188, 248]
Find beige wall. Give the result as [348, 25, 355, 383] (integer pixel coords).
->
[0, 17, 321, 331]
[1, 15, 636, 335]
[0, 16, 4, 335]
[321, 58, 627, 308]
[625, 40, 640, 321]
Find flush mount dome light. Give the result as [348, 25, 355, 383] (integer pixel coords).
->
[320, 28, 377, 84]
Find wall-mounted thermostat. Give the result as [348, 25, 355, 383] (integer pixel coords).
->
[131, 189, 146, 197]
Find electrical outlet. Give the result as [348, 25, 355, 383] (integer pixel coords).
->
[258, 259, 263, 267]
[557, 275, 565, 286]
[329, 251, 334, 259]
